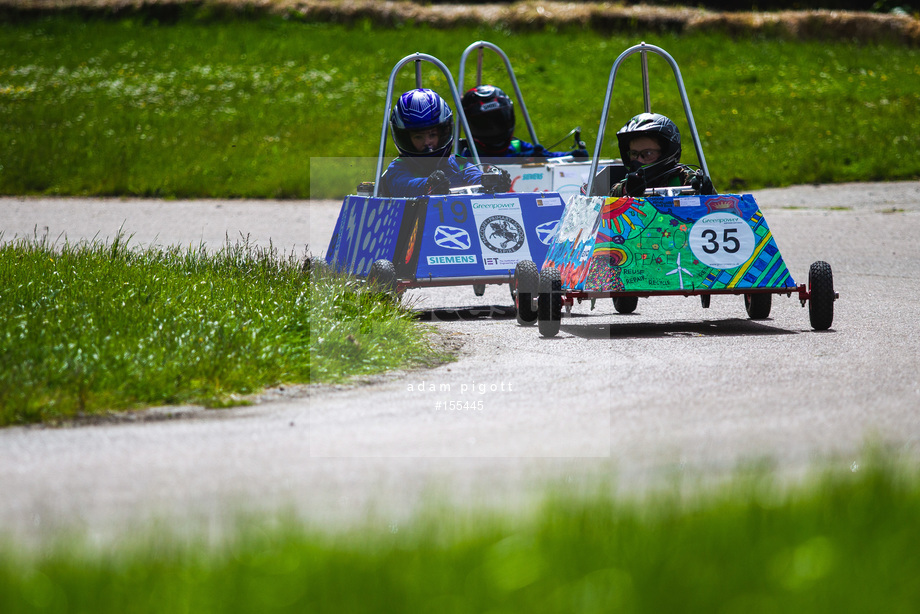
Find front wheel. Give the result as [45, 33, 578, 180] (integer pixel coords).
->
[537, 266, 563, 338]
[368, 259, 397, 293]
[808, 260, 835, 330]
[514, 260, 539, 326]
[744, 292, 772, 319]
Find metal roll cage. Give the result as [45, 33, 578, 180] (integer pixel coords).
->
[373, 43, 709, 199]
[373, 53, 481, 197]
[585, 42, 710, 197]
[455, 40, 543, 158]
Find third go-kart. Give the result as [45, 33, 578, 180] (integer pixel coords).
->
[513, 42, 838, 337]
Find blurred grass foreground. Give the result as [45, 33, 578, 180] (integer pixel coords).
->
[0, 454, 919, 612]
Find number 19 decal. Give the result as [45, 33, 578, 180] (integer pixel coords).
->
[688, 213, 756, 269]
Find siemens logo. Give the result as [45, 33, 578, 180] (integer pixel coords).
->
[427, 255, 478, 266]
[522, 173, 544, 180]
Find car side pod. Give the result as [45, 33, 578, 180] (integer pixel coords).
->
[324, 191, 568, 297]
[530, 192, 837, 337]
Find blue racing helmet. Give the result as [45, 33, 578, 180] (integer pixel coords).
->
[390, 88, 454, 158]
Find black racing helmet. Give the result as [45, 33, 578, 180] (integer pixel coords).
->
[461, 85, 515, 152]
[615, 113, 682, 182]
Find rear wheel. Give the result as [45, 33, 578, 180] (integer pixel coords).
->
[808, 260, 835, 330]
[368, 259, 397, 293]
[514, 260, 539, 326]
[612, 296, 638, 314]
[537, 266, 563, 337]
[744, 292, 772, 319]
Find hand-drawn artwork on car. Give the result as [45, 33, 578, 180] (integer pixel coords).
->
[544, 194, 796, 295]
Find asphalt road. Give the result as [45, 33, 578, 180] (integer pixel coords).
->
[2, 181, 919, 545]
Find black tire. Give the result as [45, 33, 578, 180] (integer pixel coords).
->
[537, 266, 563, 337]
[612, 296, 638, 314]
[514, 260, 539, 326]
[744, 292, 772, 319]
[808, 260, 835, 331]
[368, 259, 397, 293]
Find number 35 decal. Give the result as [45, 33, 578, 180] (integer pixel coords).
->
[688, 213, 756, 269]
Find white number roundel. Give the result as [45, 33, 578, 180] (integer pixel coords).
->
[688, 213, 756, 269]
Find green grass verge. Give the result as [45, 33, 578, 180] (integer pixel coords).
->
[0, 234, 440, 426]
[1, 15, 918, 198]
[1, 455, 918, 612]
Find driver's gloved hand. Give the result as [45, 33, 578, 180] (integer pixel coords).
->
[624, 171, 647, 197]
[425, 170, 450, 195]
[568, 148, 590, 159]
[480, 168, 512, 193]
[690, 171, 715, 195]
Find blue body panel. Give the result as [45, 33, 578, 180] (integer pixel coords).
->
[325, 192, 567, 280]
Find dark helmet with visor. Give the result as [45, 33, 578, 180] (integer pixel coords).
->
[390, 88, 453, 158]
[616, 113, 682, 182]
[461, 85, 515, 152]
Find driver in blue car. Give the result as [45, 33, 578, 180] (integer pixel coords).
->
[609, 112, 715, 197]
[380, 88, 511, 197]
[458, 84, 589, 161]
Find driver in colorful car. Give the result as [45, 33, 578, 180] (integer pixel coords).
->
[609, 112, 715, 197]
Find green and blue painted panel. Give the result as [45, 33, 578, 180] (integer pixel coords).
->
[543, 194, 798, 293]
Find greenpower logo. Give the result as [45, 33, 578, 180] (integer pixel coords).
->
[472, 201, 517, 210]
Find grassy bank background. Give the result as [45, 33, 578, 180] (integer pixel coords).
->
[1, 13, 918, 198]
